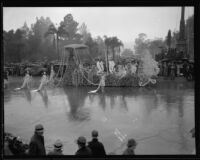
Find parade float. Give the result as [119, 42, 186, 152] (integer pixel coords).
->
[53, 44, 159, 87]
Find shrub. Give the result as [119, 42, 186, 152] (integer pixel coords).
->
[105, 74, 119, 86]
[118, 74, 139, 87]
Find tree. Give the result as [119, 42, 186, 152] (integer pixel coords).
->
[4, 30, 15, 62]
[3, 29, 26, 62]
[79, 23, 90, 44]
[45, 23, 69, 59]
[85, 33, 99, 59]
[134, 33, 150, 55]
[121, 48, 134, 57]
[166, 30, 172, 49]
[60, 14, 81, 42]
[104, 36, 123, 61]
[95, 36, 106, 59]
[29, 16, 56, 61]
[148, 38, 165, 59]
[185, 15, 194, 60]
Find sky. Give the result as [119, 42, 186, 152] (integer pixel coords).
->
[3, 7, 194, 49]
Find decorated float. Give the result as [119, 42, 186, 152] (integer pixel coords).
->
[52, 44, 159, 87]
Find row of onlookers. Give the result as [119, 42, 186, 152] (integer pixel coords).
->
[4, 124, 137, 156]
[158, 61, 194, 80]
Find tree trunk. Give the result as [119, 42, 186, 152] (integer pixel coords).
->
[56, 34, 59, 60]
[112, 47, 115, 61]
[106, 46, 109, 73]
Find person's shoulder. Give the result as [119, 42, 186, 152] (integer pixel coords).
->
[30, 134, 35, 140]
[123, 148, 133, 155]
[86, 146, 92, 154]
[47, 151, 54, 155]
[99, 141, 105, 146]
[88, 141, 92, 145]
[85, 146, 92, 151]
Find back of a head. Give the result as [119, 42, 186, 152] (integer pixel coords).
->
[54, 139, 63, 151]
[127, 138, 137, 148]
[77, 136, 86, 147]
[92, 130, 98, 138]
[34, 124, 44, 135]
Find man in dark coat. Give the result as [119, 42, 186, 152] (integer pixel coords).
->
[88, 130, 106, 156]
[29, 124, 46, 155]
[75, 136, 92, 156]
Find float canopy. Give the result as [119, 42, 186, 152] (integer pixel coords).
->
[64, 44, 88, 50]
[64, 44, 92, 64]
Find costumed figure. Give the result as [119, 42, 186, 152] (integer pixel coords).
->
[97, 59, 104, 75]
[116, 65, 126, 78]
[109, 60, 115, 73]
[89, 72, 106, 93]
[138, 50, 159, 86]
[49, 65, 55, 85]
[18, 70, 32, 90]
[130, 63, 137, 75]
[37, 72, 49, 91]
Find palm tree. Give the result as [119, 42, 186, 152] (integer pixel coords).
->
[104, 36, 123, 61]
[104, 36, 123, 73]
[110, 37, 123, 60]
[44, 24, 69, 59]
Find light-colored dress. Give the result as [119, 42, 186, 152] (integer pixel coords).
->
[21, 73, 32, 89]
[97, 61, 104, 74]
[109, 60, 115, 73]
[38, 75, 49, 90]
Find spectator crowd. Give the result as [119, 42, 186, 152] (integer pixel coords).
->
[4, 124, 138, 156]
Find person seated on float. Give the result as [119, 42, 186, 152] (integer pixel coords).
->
[130, 62, 137, 75]
[109, 60, 115, 74]
[97, 59, 104, 74]
[117, 64, 126, 78]
[19, 70, 32, 89]
[37, 71, 49, 92]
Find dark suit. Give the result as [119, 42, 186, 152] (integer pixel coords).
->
[88, 138, 106, 156]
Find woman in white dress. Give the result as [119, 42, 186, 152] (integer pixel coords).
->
[37, 71, 49, 91]
[49, 65, 55, 85]
[19, 70, 32, 89]
[96, 73, 106, 93]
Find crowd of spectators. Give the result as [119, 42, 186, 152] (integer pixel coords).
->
[4, 124, 137, 156]
[158, 61, 194, 81]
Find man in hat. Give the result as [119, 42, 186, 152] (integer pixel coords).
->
[88, 130, 106, 156]
[29, 124, 46, 155]
[123, 138, 137, 155]
[48, 139, 63, 155]
[75, 136, 92, 155]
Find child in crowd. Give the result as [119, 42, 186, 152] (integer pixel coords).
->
[48, 139, 63, 155]
[123, 138, 137, 155]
